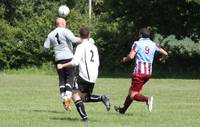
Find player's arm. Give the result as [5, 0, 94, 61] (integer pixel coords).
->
[121, 42, 137, 63]
[159, 48, 168, 63]
[57, 45, 83, 69]
[155, 43, 168, 63]
[57, 62, 73, 69]
[121, 50, 136, 63]
[65, 29, 81, 43]
[43, 37, 51, 49]
[43, 37, 52, 53]
[57, 57, 77, 69]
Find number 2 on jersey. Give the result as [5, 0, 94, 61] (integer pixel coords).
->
[55, 33, 61, 45]
[90, 50, 94, 62]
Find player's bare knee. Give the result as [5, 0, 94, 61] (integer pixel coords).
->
[72, 91, 81, 101]
[130, 92, 138, 100]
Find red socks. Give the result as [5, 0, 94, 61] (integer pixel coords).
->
[133, 94, 148, 102]
[121, 94, 148, 113]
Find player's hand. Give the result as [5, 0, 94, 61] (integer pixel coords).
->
[159, 57, 166, 63]
[57, 64, 63, 69]
[159, 54, 168, 63]
[89, 38, 95, 44]
[121, 57, 127, 63]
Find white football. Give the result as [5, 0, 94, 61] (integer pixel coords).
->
[58, 5, 70, 17]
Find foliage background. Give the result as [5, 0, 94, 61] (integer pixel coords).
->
[0, 0, 200, 76]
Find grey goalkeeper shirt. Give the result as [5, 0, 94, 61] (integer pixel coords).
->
[44, 27, 80, 62]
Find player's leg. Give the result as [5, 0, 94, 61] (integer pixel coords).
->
[56, 66, 68, 107]
[73, 90, 88, 122]
[131, 92, 148, 102]
[131, 92, 153, 112]
[115, 75, 138, 114]
[114, 93, 133, 114]
[84, 95, 111, 111]
[56, 59, 72, 110]
[115, 74, 149, 114]
[84, 84, 102, 102]
[63, 67, 75, 110]
[130, 75, 153, 112]
[73, 77, 89, 121]
[65, 66, 75, 92]
[83, 83, 111, 111]
[131, 75, 149, 102]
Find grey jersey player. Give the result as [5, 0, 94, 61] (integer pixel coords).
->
[44, 17, 80, 110]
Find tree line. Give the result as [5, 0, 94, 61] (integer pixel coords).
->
[0, 0, 200, 75]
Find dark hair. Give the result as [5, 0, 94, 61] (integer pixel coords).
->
[80, 27, 89, 39]
[139, 28, 150, 38]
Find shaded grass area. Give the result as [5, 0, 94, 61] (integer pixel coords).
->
[99, 70, 200, 79]
[1, 61, 199, 79]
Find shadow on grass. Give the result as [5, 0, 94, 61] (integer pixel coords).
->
[50, 116, 102, 123]
[19, 109, 64, 114]
[50, 117, 79, 121]
[19, 109, 81, 122]
[103, 111, 134, 116]
[99, 71, 200, 79]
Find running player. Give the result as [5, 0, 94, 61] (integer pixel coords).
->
[44, 17, 80, 110]
[57, 27, 111, 122]
[115, 28, 168, 114]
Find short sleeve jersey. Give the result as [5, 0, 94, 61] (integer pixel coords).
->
[44, 27, 79, 61]
[70, 40, 99, 83]
[132, 38, 160, 75]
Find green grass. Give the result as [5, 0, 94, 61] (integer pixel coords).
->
[0, 73, 200, 127]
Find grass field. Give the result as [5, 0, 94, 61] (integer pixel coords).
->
[0, 73, 200, 127]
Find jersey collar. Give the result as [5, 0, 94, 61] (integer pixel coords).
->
[139, 38, 150, 41]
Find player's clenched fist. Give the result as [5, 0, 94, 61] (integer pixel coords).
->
[57, 64, 63, 69]
[121, 57, 127, 63]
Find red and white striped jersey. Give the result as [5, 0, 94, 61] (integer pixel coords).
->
[132, 38, 160, 76]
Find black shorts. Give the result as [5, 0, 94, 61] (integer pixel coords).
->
[55, 59, 75, 87]
[73, 76, 95, 95]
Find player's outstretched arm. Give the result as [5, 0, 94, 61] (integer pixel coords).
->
[121, 50, 136, 63]
[57, 62, 74, 69]
[159, 48, 168, 63]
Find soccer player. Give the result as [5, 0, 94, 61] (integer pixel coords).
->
[44, 17, 81, 110]
[57, 27, 111, 122]
[114, 28, 168, 114]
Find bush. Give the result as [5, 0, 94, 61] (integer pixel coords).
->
[154, 34, 200, 73]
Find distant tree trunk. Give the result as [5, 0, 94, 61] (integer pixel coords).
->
[3, 0, 16, 25]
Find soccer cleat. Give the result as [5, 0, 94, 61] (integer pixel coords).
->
[147, 96, 153, 112]
[63, 97, 71, 110]
[101, 95, 111, 111]
[114, 106, 125, 114]
[81, 117, 89, 123]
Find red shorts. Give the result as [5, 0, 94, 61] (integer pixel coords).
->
[129, 74, 150, 93]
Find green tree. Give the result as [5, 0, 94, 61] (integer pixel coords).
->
[0, 0, 200, 74]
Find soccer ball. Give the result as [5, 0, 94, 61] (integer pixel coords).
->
[58, 5, 70, 17]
